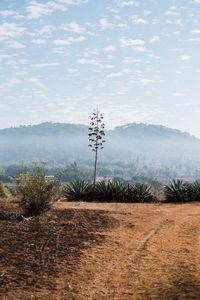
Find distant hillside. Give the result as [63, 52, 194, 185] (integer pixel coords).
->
[0, 122, 88, 136]
[112, 123, 198, 141]
[0, 122, 199, 165]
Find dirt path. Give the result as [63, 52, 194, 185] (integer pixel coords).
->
[57, 202, 200, 300]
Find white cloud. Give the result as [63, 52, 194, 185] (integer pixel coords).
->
[7, 41, 26, 49]
[107, 72, 123, 78]
[191, 29, 200, 33]
[31, 39, 46, 45]
[164, 10, 180, 16]
[0, 10, 17, 17]
[52, 47, 66, 54]
[187, 38, 200, 41]
[6, 78, 23, 86]
[132, 16, 148, 24]
[152, 19, 160, 24]
[0, 23, 25, 40]
[181, 55, 192, 61]
[120, 37, 145, 47]
[38, 25, 55, 35]
[116, 0, 140, 7]
[167, 19, 182, 26]
[16, 71, 28, 76]
[99, 18, 114, 30]
[67, 68, 78, 73]
[133, 46, 146, 52]
[31, 62, 60, 67]
[103, 45, 116, 52]
[0, 54, 16, 61]
[140, 78, 155, 84]
[150, 36, 160, 43]
[122, 57, 142, 64]
[26, 1, 68, 20]
[172, 31, 180, 35]
[57, 0, 88, 4]
[144, 10, 152, 16]
[173, 93, 185, 96]
[78, 58, 101, 66]
[0, 104, 8, 110]
[54, 36, 85, 45]
[27, 78, 48, 90]
[60, 22, 86, 33]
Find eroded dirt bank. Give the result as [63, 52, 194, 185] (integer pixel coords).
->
[1, 201, 200, 299]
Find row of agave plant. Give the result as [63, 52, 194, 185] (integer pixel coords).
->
[164, 179, 200, 202]
[62, 179, 200, 203]
[62, 180, 156, 203]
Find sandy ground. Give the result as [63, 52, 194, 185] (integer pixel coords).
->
[1, 200, 200, 299]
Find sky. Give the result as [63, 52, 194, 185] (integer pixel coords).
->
[0, 0, 200, 137]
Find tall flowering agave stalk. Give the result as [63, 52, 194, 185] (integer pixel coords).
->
[88, 108, 106, 186]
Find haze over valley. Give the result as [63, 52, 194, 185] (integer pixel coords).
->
[1, 122, 200, 182]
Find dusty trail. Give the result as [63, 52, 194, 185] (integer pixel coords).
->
[58, 202, 200, 300]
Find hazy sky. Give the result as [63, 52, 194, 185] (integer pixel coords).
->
[0, 0, 200, 136]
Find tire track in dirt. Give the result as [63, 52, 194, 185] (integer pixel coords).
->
[59, 203, 200, 300]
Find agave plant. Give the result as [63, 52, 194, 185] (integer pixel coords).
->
[190, 180, 200, 201]
[93, 181, 127, 202]
[127, 183, 155, 203]
[62, 179, 92, 201]
[164, 179, 188, 203]
[94, 181, 113, 202]
[111, 181, 128, 202]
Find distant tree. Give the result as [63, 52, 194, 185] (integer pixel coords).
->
[88, 108, 106, 185]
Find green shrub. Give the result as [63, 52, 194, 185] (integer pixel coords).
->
[16, 166, 58, 216]
[111, 181, 128, 202]
[164, 179, 188, 203]
[6, 186, 19, 197]
[127, 183, 155, 203]
[190, 180, 200, 201]
[62, 179, 92, 201]
[0, 182, 12, 198]
[94, 181, 127, 202]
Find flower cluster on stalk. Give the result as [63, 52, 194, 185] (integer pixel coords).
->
[88, 110, 105, 151]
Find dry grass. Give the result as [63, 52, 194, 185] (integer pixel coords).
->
[1, 200, 200, 299]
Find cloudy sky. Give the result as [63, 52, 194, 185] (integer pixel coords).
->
[0, 0, 200, 136]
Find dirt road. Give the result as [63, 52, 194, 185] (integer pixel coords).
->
[57, 202, 200, 300]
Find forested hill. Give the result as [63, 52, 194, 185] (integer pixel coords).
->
[0, 122, 88, 136]
[0, 122, 199, 165]
[109, 123, 198, 141]
[0, 122, 197, 141]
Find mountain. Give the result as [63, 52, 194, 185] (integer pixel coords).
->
[0, 122, 199, 165]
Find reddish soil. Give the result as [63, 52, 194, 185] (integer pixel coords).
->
[1, 200, 200, 299]
[0, 200, 116, 299]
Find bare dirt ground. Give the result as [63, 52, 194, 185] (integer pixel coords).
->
[1, 200, 200, 299]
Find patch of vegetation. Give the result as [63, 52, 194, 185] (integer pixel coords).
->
[94, 181, 127, 202]
[62, 179, 93, 202]
[63, 180, 156, 203]
[190, 180, 200, 201]
[0, 182, 12, 198]
[16, 165, 59, 216]
[164, 179, 189, 203]
[127, 183, 156, 203]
